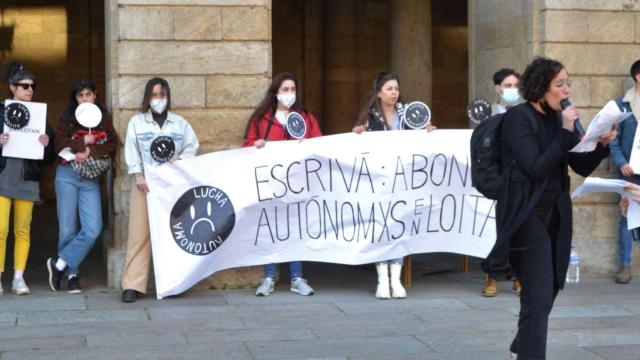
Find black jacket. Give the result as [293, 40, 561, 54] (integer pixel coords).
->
[0, 103, 56, 181]
[495, 102, 609, 289]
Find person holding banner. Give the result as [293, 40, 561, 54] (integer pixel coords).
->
[352, 72, 435, 299]
[244, 72, 321, 297]
[481, 68, 522, 298]
[121, 77, 199, 303]
[609, 59, 640, 285]
[46, 78, 118, 294]
[0, 61, 53, 295]
[497, 57, 616, 359]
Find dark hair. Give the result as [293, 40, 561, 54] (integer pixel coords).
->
[61, 78, 107, 127]
[493, 68, 520, 86]
[631, 59, 640, 83]
[141, 77, 171, 113]
[245, 73, 305, 135]
[518, 57, 565, 102]
[3, 60, 35, 98]
[355, 72, 403, 127]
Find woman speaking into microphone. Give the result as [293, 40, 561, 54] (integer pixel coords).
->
[496, 57, 616, 359]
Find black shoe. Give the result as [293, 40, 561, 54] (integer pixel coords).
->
[67, 276, 82, 294]
[122, 289, 137, 303]
[46, 257, 63, 291]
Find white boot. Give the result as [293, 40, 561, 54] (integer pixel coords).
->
[375, 263, 391, 299]
[389, 263, 407, 298]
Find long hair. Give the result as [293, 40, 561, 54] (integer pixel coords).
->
[355, 72, 402, 127]
[61, 78, 108, 127]
[244, 73, 305, 137]
[3, 60, 35, 98]
[140, 77, 171, 113]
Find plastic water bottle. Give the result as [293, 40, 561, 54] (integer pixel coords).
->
[566, 247, 580, 283]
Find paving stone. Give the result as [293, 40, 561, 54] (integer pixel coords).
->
[0, 312, 16, 325]
[415, 330, 515, 353]
[583, 344, 640, 360]
[333, 298, 470, 314]
[574, 328, 640, 346]
[0, 294, 86, 312]
[0, 343, 252, 360]
[148, 302, 342, 320]
[0, 335, 85, 351]
[16, 309, 149, 326]
[185, 328, 316, 344]
[245, 337, 431, 360]
[547, 346, 609, 360]
[86, 332, 188, 348]
[85, 290, 228, 310]
[549, 305, 635, 319]
[244, 312, 424, 329]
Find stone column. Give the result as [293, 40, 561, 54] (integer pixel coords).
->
[390, 0, 432, 104]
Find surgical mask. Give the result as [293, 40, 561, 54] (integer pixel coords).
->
[277, 93, 296, 108]
[501, 88, 521, 105]
[150, 98, 167, 114]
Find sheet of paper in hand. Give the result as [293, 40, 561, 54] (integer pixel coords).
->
[2, 100, 47, 160]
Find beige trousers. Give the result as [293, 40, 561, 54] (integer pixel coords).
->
[121, 185, 151, 294]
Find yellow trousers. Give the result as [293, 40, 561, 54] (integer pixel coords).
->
[0, 196, 34, 272]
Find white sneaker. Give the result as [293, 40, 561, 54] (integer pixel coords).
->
[12, 277, 30, 295]
[255, 277, 275, 296]
[0, 283, 3, 295]
[509, 351, 518, 359]
[290, 277, 314, 296]
[375, 263, 391, 299]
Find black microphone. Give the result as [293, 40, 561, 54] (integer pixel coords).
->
[560, 98, 585, 137]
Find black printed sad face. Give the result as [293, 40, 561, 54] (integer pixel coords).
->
[170, 186, 236, 256]
[403, 102, 431, 129]
[286, 112, 307, 139]
[4, 102, 30, 130]
[150, 136, 175, 163]
[467, 98, 492, 125]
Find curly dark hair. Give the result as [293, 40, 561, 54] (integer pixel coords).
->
[518, 57, 565, 102]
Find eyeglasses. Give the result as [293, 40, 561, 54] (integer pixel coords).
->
[13, 83, 36, 91]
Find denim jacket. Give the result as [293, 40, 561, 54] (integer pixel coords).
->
[124, 110, 199, 175]
[609, 88, 640, 182]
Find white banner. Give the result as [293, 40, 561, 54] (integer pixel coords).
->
[145, 130, 496, 298]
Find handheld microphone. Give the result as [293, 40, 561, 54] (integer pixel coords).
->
[559, 98, 585, 137]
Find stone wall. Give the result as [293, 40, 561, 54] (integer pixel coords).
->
[470, 0, 640, 276]
[106, 0, 271, 288]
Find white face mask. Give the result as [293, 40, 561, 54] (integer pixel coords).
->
[277, 93, 296, 109]
[500, 88, 521, 105]
[150, 98, 167, 114]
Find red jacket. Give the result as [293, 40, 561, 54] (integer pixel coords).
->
[243, 109, 322, 147]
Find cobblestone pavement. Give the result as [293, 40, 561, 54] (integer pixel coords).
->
[1, 259, 640, 360]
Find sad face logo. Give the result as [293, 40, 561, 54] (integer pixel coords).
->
[4, 103, 30, 130]
[150, 136, 176, 164]
[286, 112, 307, 139]
[403, 101, 431, 129]
[466, 98, 492, 125]
[169, 186, 236, 256]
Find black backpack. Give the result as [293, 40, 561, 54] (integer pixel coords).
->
[470, 113, 505, 200]
[470, 110, 539, 200]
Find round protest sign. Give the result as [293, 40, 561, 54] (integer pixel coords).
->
[286, 112, 307, 139]
[402, 101, 431, 129]
[75, 102, 102, 129]
[466, 98, 492, 125]
[4, 102, 30, 130]
[150, 136, 176, 164]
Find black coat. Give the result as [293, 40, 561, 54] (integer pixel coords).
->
[495, 102, 609, 289]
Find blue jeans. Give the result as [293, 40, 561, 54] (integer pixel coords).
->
[618, 216, 634, 267]
[55, 164, 103, 275]
[377, 257, 403, 265]
[264, 262, 302, 279]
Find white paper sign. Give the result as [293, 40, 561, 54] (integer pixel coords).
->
[572, 177, 640, 229]
[2, 100, 46, 160]
[144, 130, 497, 299]
[571, 100, 632, 153]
